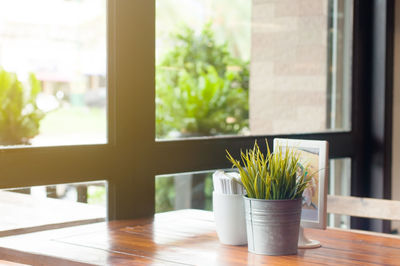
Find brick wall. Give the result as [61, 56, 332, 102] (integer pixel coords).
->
[250, 0, 328, 134]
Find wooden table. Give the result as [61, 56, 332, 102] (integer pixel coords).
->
[0, 209, 399, 265]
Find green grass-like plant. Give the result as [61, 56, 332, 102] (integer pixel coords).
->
[226, 140, 310, 200]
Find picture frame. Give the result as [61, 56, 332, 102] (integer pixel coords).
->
[273, 138, 329, 229]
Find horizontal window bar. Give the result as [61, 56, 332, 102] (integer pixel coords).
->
[154, 132, 353, 175]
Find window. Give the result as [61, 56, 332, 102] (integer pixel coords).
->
[0, 0, 394, 235]
[0, 0, 107, 147]
[153, 0, 395, 233]
[0, 0, 156, 221]
[155, 0, 353, 140]
[154, 0, 357, 222]
[155, 171, 214, 213]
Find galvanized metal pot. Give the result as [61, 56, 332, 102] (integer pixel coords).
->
[243, 197, 302, 255]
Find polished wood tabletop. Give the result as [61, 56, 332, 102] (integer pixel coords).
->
[0, 209, 399, 265]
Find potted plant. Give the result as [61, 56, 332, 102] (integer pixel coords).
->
[226, 140, 310, 255]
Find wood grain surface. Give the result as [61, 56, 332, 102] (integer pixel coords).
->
[0, 209, 399, 265]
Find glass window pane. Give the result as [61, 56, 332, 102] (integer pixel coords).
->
[0, 0, 107, 147]
[156, 0, 353, 139]
[156, 171, 214, 213]
[328, 158, 351, 229]
[1, 181, 107, 235]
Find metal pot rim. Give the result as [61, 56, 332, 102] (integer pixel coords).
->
[243, 196, 302, 202]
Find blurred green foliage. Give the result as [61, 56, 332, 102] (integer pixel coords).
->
[155, 176, 175, 213]
[203, 173, 213, 210]
[0, 69, 45, 145]
[156, 23, 249, 138]
[87, 185, 107, 206]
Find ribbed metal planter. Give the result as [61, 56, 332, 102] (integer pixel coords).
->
[243, 197, 302, 255]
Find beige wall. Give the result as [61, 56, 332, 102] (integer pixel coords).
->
[250, 0, 328, 134]
[392, 1, 400, 232]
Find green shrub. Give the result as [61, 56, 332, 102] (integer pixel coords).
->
[156, 23, 249, 138]
[0, 69, 45, 145]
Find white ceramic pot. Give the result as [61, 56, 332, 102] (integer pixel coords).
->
[213, 191, 247, 245]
